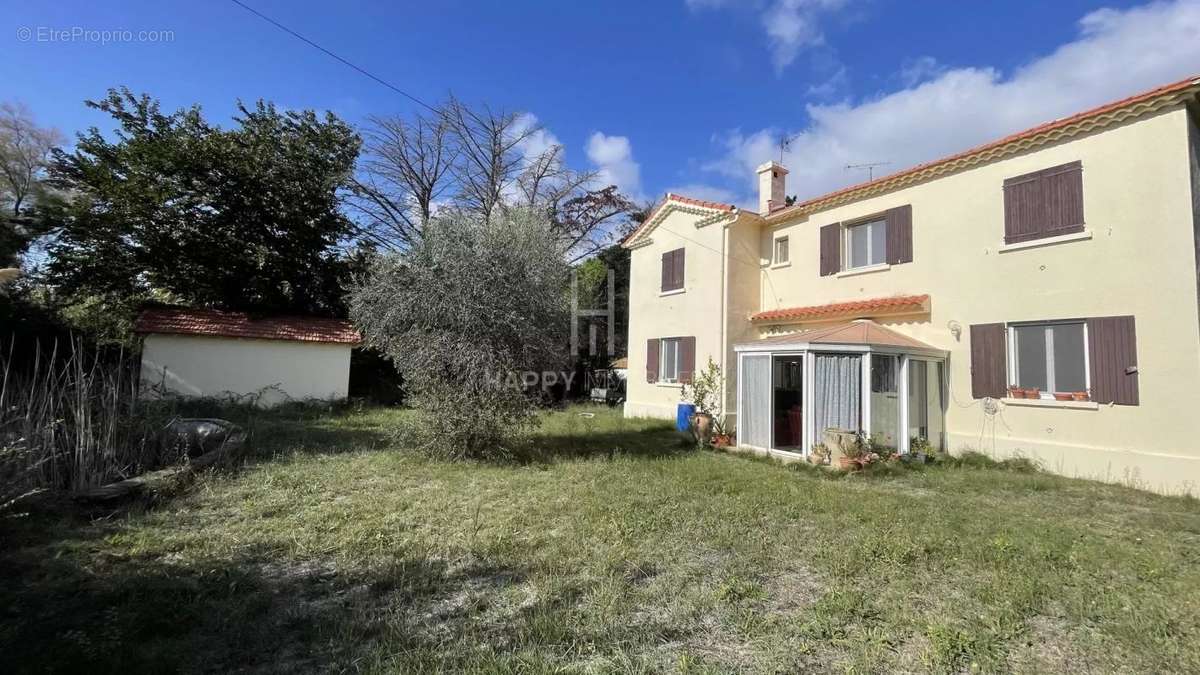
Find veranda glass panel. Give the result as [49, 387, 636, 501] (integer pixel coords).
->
[739, 355, 771, 449]
[869, 354, 899, 451]
[907, 361, 945, 450]
[814, 354, 861, 436]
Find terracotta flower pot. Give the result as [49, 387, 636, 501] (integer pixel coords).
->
[1025, 388, 1041, 399]
[1008, 386, 1026, 399]
[1071, 391, 1089, 401]
[1053, 392, 1073, 401]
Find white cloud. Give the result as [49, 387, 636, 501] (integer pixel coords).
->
[509, 112, 562, 164]
[706, 0, 1200, 201]
[587, 132, 643, 200]
[687, 0, 850, 74]
[898, 56, 944, 87]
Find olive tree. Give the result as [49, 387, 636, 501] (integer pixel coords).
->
[348, 208, 570, 458]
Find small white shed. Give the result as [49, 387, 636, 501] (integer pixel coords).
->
[135, 307, 360, 406]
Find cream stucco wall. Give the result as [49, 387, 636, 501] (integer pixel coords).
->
[140, 334, 351, 406]
[624, 207, 744, 420]
[755, 105, 1200, 494]
[625, 104, 1200, 494]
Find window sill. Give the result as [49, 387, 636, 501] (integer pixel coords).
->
[998, 229, 1091, 253]
[1002, 397, 1098, 410]
[770, 261, 791, 269]
[654, 381, 682, 388]
[837, 263, 890, 278]
[659, 288, 686, 297]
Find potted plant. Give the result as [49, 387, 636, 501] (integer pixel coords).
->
[1025, 388, 1041, 399]
[1071, 391, 1089, 401]
[1053, 392, 1073, 401]
[838, 432, 869, 470]
[1007, 385, 1026, 399]
[681, 358, 725, 447]
[809, 442, 831, 465]
[909, 435, 931, 463]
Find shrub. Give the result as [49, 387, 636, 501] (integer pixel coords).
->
[0, 337, 167, 506]
[348, 209, 570, 459]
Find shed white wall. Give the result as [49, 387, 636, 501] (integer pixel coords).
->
[140, 334, 351, 406]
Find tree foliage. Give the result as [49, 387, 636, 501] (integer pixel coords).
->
[43, 88, 361, 316]
[0, 102, 63, 267]
[351, 100, 638, 261]
[348, 209, 570, 458]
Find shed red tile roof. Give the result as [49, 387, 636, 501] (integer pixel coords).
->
[751, 294, 930, 324]
[134, 307, 361, 345]
[766, 74, 1200, 219]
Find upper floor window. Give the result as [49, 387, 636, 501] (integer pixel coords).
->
[773, 236, 789, 265]
[1008, 320, 1087, 397]
[845, 218, 887, 269]
[1003, 161, 1084, 244]
[661, 248, 685, 293]
[819, 205, 911, 276]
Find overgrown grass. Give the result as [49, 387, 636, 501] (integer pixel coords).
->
[2, 405, 1199, 673]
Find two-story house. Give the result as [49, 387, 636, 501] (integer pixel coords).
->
[623, 75, 1200, 495]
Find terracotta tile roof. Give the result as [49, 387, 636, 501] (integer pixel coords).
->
[751, 294, 930, 324]
[134, 307, 361, 345]
[739, 320, 938, 351]
[621, 192, 736, 246]
[766, 74, 1200, 219]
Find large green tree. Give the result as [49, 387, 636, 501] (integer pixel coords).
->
[44, 88, 361, 316]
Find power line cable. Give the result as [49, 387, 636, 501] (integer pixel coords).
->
[228, 0, 440, 116]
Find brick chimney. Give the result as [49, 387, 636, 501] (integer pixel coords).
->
[756, 161, 788, 213]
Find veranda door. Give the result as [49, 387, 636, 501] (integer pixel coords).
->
[738, 354, 771, 449]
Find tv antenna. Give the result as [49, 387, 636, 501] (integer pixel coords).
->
[779, 133, 800, 163]
[845, 161, 891, 181]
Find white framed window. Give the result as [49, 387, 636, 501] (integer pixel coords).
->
[773, 236, 790, 265]
[1007, 321, 1088, 397]
[845, 218, 887, 269]
[660, 338, 681, 383]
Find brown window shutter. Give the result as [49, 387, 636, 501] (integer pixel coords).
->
[646, 339, 660, 383]
[1087, 316, 1138, 405]
[675, 249, 685, 289]
[660, 252, 670, 291]
[885, 205, 913, 265]
[969, 323, 1007, 398]
[819, 223, 840, 276]
[1003, 161, 1083, 244]
[678, 336, 696, 384]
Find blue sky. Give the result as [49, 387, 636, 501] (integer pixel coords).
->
[4, 0, 1199, 208]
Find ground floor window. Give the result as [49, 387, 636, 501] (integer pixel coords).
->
[659, 338, 681, 382]
[772, 356, 803, 449]
[1009, 321, 1087, 397]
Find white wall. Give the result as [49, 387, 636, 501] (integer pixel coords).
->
[140, 334, 351, 406]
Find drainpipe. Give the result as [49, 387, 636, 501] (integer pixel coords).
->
[720, 215, 731, 428]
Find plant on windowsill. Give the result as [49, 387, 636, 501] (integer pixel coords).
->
[1007, 385, 1026, 399]
[1053, 392, 1074, 401]
[1071, 391, 1089, 401]
[681, 358, 725, 447]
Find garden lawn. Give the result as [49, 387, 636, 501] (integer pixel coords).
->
[2, 406, 1200, 673]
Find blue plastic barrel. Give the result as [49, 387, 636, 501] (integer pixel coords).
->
[676, 403, 696, 432]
